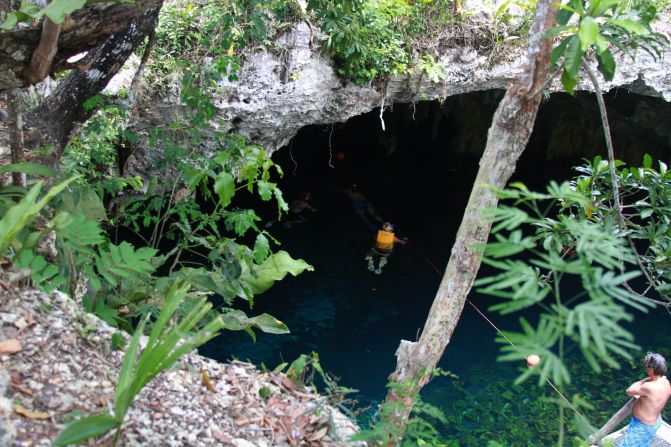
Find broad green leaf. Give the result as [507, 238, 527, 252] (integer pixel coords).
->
[594, 33, 609, 54]
[221, 310, 289, 334]
[556, 6, 574, 26]
[579, 17, 599, 52]
[643, 153, 653, 169]
[0, 13, 19, 30]
[52, 414, 119, 446]
[0, 162, 58, 177]
[224, 209, 259, 236]
[257, 180, 273, 201]
[181, 164, 206, 189]
[592, 0, 619, 17]
[561, 67, 579, 95]
[608, 18, 647, 35]
[597, 50, 615, 81]
[59, 188, 107, 221]
[253, 233, 270, 264]
[42, 0, 86, 23]
[214, 171, 235, 208]
[564, 35, 583, 78]
[248, 313, 289, 334]
[240, 250, 313, 296]
[550, 37, 571, 67]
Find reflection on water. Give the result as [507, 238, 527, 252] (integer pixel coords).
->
[200, 190, 671, 446]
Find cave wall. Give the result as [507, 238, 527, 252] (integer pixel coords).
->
[275, 89, 671, 209]
[139, 16, 671, 159]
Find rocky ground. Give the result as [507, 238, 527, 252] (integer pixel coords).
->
[0, 285, 364, 446]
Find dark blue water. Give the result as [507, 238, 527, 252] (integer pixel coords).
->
[198, 96, 671, 444]
[199, 185, 671, 445]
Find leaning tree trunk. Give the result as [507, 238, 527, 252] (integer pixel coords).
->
[24, 0, 163, 153]
[0, 0, 162, 91]
[383, 0, 558, 442]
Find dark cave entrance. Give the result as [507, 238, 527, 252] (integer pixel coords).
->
[201, 89, 671, 407]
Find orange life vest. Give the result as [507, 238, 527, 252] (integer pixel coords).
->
[376, 230, 395, 250]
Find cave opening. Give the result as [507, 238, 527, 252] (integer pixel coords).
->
[201, 89, 671, 417]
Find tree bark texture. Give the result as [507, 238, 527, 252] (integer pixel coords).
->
[7, 88, 25, 187]
[24, 18, 63, 86]
[0, 0, 161, 91]
[25, 0, 163, 153]
[383, 0, 558, 442]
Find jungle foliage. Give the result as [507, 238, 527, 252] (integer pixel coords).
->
[2, 0, 671, 445]
[548, 0, 669, 93]
[0, 3, 314, 443]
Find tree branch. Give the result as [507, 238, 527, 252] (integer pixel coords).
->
[25, 0, 164, 153]
[583, 58, 670, 305]
[24, 18, 62, 86]
[6, 88, 25, 187]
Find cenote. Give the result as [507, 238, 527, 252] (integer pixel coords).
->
[200, 89, 671, 446]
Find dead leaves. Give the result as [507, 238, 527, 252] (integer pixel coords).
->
[200, 367, 217, 393]
[14, 404, 49, 420]
[0, 338, 22, 354]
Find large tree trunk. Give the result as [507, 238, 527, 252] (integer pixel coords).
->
[0, 0, 162, 91]
[383, 0, 558, 442]
[25, 0, 163, 153]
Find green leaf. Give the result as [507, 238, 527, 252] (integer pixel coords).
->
[0, 163, 58, 177]
[489, 207, 530, 233]
[591, 0, 619, 17]
[556, 6, 574, 26]
[94, 299, 118, 328]
[248, 313, 289, 334]
[561, 68, 578, 94]
[579, 17, 599, 52]
[643, 153, 653, 169]
[594, 33, 609, 53]
[221, 310, 289, 334]
[240, 250, 313, 296]
[52, 414, 119, 446]
[608, 18, 647, 35]
[253, 233, 270, 264]
[115, 314, 149, 418]
[257, 180, 273, 201]
[0, 12, 19, 30]
[42, 0, 86, 23]
[564, 35, 583, 78]
[58, 188, 107, 221]
[596, 50, 615, 81]
[0, 177, 77, 255]
[214, 171, 235, 208]
[550, 37, 570, 67]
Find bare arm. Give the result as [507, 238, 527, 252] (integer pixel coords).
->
[627, 378, 652, 397]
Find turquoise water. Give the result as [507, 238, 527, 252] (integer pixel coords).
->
[200, 185, 671, 446]
[199, 95, 671, 445]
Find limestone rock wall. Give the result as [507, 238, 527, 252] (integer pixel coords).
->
[165, 16, 671, 154]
